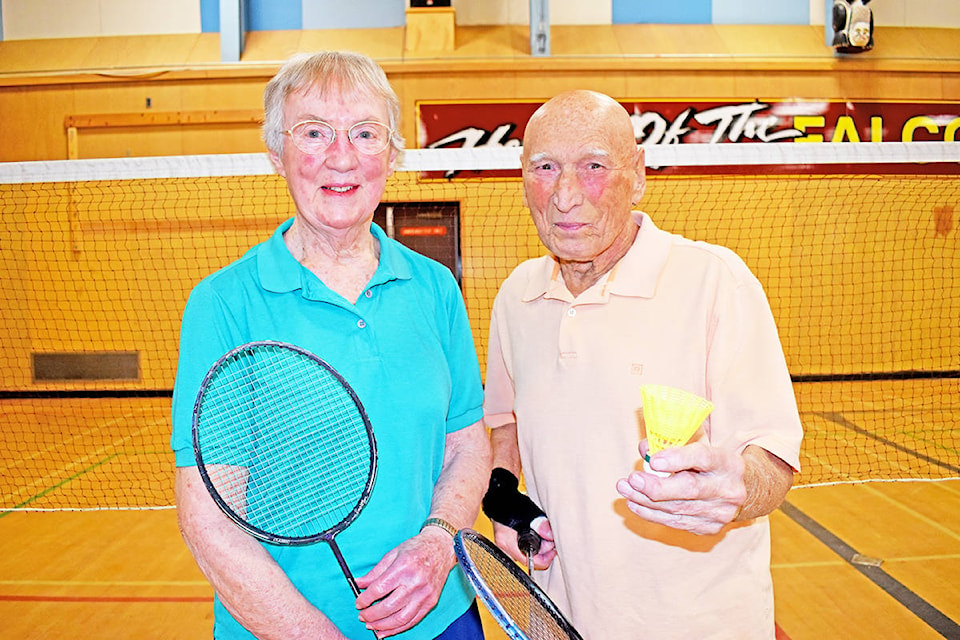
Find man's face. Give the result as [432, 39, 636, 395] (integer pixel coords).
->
[521, 101, 645, 266]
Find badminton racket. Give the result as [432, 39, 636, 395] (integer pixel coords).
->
[454, 528, 582, 640]
[192, 340, 377, 598]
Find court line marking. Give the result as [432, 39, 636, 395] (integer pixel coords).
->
[1, 411, 172, 511]
[814, 411, 960, 475]
[933, 481, 960, 498]
[858, 484, 960, 542]
[1, 454, 128, 514]
[883, 554, 960, 563]
[780, 500, 960, 639]
[772, 560, 848, 569]
[0, 595, 211, 603]
[0, 580, 209, 587]
[0, 577, 212, 604]
[0, 402, 163, 476]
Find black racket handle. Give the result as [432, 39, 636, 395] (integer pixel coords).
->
[518, 527, 541, 576]
[517, 527, 542, 557]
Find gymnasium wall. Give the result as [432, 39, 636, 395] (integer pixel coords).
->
[0, 3, 957, 392]
[1, 25, 958, 163]
[2, 0, 959, 39]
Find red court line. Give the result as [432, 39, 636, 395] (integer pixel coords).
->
[1, 593, 795, 635]
[0, 594, 211, 603]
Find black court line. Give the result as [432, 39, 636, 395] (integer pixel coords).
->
[815, 411, 960, 476]
[0, 389, 172, 399]
[793, 370, 960, 383]
[780, 501, 960, 639]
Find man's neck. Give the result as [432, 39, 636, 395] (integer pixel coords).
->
[558, 224, 638, 297]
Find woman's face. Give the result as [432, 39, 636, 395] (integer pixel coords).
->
[269, 83, 398, 234]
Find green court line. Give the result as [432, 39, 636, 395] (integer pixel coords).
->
[1, 453, 121, 516]
[816, 411, 960, 475]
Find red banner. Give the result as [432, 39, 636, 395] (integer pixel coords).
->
[416, 100, 960, 176]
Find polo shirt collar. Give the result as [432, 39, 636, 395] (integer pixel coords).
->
[521, 211, 671, 303]
[258, 218, 410, 298]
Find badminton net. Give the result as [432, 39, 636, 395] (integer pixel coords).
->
[0, 142, 957, 510]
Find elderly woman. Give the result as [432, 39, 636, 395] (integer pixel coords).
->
[171, 51, 490, 640]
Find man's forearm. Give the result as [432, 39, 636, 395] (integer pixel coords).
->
[489, 422, 522, 476]
[736, 445, 794, 521]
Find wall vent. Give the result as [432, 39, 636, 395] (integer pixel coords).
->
[32, 352, 140, 381]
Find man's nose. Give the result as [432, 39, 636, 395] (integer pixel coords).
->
[552, 168, 583, 211]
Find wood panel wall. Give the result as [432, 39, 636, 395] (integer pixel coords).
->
[0, 25, 958, 162]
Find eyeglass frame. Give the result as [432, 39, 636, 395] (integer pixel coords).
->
[282, 119, 396, 156]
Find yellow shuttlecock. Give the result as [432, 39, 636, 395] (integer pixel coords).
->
[640, 384, 714, 476]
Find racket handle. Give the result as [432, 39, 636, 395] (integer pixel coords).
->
[517, 527, 542, 557]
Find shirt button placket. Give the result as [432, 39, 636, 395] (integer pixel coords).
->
[559, 304, 578, 362]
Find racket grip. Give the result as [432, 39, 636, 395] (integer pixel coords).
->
[517, 527, 542, 557]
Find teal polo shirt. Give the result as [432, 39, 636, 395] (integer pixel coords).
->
[171, 218, 483, 639]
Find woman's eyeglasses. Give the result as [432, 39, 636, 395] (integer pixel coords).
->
[283, 120, 394, 155]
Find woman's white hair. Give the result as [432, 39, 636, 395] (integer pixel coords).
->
[262, 50, 404, 155]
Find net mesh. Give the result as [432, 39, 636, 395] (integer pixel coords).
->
[1, 143, 958, 510]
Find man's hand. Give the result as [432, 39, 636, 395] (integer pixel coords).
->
[491, 517, 557, 570]
[616, 440, 746, 535]
[616, 442, 793, 536]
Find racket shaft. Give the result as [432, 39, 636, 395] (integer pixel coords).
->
[329, 538, 361, 597]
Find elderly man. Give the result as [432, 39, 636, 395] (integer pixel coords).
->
[482, 90, 803, 639]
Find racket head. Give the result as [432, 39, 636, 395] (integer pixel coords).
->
[454, 529, 583, 640]
[192, 341, 377, 546]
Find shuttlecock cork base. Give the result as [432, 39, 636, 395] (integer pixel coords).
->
[640, 385, 714, 477]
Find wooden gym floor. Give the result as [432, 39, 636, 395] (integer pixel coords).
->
[1, 380, 958, 639]
[1, 16, 957, 639]
[1, 482, 959, 639]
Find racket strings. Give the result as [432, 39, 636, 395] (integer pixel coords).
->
[195, 344, 374, 540]
[462, 535, 570, 640]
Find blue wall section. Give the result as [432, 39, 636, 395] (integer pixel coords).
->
[613, 0, 712, 25]
[203, 0, 405, 32]
[201, 0, 218, 33]
[303, 0, 406, 29]
[712, 0, 809, 25]
[613, 0, 809, 25]
[202, 0, 809, 33]
[203, 0, 303, 32]
[250, 0, 302, 30]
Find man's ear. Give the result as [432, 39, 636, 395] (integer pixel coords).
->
[632, 146, 647, 205]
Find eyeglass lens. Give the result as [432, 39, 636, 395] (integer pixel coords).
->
[288, 121, 391, 155]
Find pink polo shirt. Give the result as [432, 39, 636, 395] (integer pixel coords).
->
[484, 212, 803, 640]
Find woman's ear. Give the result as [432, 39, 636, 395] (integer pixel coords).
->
[269, 149, 286, 178]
